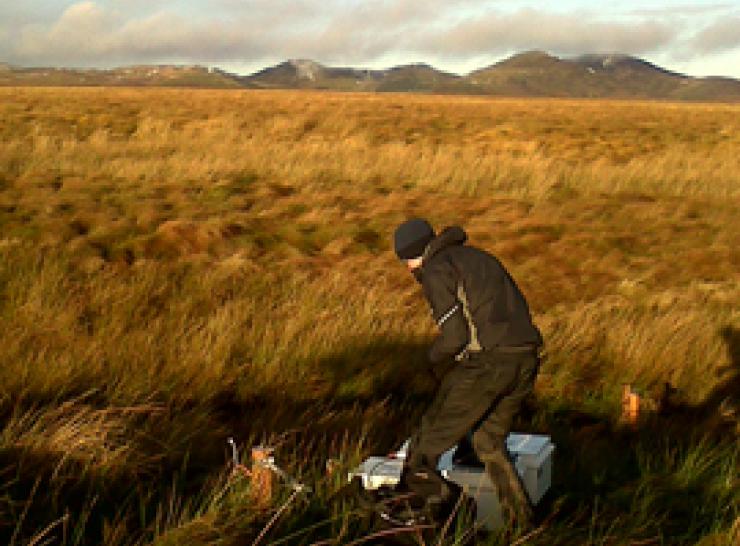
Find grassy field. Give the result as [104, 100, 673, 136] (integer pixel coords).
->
[0, 87, 738, 545]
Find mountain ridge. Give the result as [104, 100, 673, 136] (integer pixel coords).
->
[2, 51, 739, 101]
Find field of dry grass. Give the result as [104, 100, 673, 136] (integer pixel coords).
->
[0, 87, 738, 545]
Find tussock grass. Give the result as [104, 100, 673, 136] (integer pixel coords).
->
[0, 87, 738, 544]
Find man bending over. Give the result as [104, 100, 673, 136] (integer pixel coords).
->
[393, 218, 542, 528]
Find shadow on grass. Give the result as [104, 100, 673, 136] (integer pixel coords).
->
[2, 330, 737, 545]
[525, 325, 739, 545]
[0, 445, 159, 546]
[230, 328, 739, 544]
[691, 325, 740, 422]
[0, 337, 437, 545]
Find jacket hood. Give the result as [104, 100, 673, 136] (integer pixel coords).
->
[423, 226, 467, 261]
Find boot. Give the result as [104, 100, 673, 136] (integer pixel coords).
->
[483, 452, 534, 529]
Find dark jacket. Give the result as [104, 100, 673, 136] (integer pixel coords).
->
[419, 226, 542, 364]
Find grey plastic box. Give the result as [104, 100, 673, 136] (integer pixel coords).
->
[349, 433, 555, 530]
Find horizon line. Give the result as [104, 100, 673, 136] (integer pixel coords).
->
[5, 50, 739, 81]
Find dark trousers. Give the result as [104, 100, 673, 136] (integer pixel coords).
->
[403, 349, 539, 524]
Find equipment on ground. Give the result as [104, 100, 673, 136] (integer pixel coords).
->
[348, 433, 554, 531]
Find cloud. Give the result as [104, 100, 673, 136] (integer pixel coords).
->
[17, 2, 109, 59]
[628, 3, 735, 17]
[406, 9, 678, 59]
[12, 2, 268, 64]
[109, 12, 264, 60]
[689, 15, 740, 54]
[3, 0, 477, 66]
[0, 0, 733, 74]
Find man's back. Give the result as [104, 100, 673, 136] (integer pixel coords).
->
[420, 226, 542, 363]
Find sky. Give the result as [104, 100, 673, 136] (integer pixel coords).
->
[1, 1, 739, 78]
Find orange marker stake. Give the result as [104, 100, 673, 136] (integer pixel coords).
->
[251, 446, 275, 509]
[621, 384, 641, 427]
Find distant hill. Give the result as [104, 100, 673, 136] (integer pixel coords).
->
[0, 64, 242, 88]
[467, 51, 740, 101]
[2, 52, 739, 101]
[241, 59, 379, 90]
[242, 59, 478, 94]
[373, 63, 476, 93]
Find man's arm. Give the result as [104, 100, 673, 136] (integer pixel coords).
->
[421, 260, 469, 365]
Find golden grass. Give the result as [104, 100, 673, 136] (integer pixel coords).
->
[0, 87, 738, 544]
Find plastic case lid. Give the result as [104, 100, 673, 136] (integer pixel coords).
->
[506, 434, 550, 455]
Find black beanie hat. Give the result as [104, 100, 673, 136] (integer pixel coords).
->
[394, 218, 435, 260]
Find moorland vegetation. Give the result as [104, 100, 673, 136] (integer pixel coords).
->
[0, 87, 738, 545]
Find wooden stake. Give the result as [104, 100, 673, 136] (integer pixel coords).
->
[621, 384, 641, 426]
[325, 458, 339, 477]
[251, 446, 275, 509]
